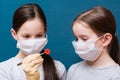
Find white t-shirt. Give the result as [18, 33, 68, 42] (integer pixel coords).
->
[0, 57, 66, 80]
[67, 61, 120, 80]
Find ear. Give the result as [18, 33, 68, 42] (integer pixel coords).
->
[102, 33, 112, 46]
[10, 28, 18, 40]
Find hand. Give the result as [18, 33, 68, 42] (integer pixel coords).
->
[21, 54, 43, 80]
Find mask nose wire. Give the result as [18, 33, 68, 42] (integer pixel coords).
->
[45, 34, 48, 38]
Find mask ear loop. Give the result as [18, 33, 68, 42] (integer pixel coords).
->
[45, 34, 48, 38]
[98, 34, 105, 40]
[94, 34, 105, 49]
[94, 34, 105, 43]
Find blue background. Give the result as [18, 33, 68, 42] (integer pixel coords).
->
[0, 0, 120, 69]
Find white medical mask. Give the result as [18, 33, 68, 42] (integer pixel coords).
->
[17, 36, 48, 55]
[72, 36, 103, 61]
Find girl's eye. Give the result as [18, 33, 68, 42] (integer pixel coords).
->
[81, 37, 88, 41]
[76, 38, 88, 42]
[23, 35, 30, 38]
[82, 38, 87, 41]
[36, 35, 43, 38]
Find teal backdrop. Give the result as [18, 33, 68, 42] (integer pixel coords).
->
[0, 0, 120, 69]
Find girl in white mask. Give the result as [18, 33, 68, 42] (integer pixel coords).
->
[0, 3, 66, 80]
[67, 6, 120, 80]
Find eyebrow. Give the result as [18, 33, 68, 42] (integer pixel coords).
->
[78, 33, 89, 37]
[37, 32, 44, 34]
[77, 34, 89, 39]
[22, 31, 44, 34]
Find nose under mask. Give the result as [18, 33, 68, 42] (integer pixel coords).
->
[72, 36, 103, 61]
[17, 38, 48, 55]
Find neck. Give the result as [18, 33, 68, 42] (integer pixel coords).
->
[86, 48, 116, 68]
[15, 50, 27, 59]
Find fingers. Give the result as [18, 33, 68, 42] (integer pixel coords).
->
[21, 54, 44, 76]
[30, 58, 44, 67]
[22, 54, 42, 64]
[22, 54, 44, 68]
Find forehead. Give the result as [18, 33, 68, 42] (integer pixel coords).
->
[17, 17, 45, 34]
[72, 21, 96, 36]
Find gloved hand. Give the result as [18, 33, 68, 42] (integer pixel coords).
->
[21, 54, 44, 80]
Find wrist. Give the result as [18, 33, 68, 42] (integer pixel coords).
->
[26, 71, 40, 80]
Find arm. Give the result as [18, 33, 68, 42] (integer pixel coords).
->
[54, 60, 67, 80]
[0, 62, 12, 80]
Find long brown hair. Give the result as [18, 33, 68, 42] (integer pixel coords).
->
[73, 6, 120, 65]
[12, 3, 60, 80]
